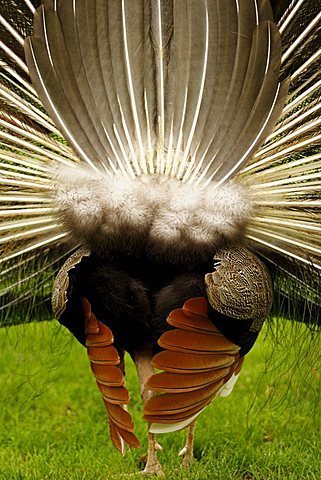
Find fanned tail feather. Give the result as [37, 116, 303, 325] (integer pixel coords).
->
[23, 0, 286, 183]
[0, 1, 320, 327]
[239, 1, 321, 323]
[0, 0, 77, 323]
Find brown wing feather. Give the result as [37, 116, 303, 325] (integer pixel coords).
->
[159, 329, 239, 353]
[81, 297, 140, 450]
[167, 298, 218, 333]
[144, 379, 225, 415]
[98, 384, 130, 405]
[87, 345, 120, 364]
[144, 297, 242, 432]
[151, 350, 235, 373]
[146, 368, 231, 393]
[91, 364, 125, 386]
[109, 418, 124, 454]
[116, 426, 142, 449]
[86, 321, 114, 346]
[105, 403, 135, 432]
[144, 397, 213, 424]
[182, 297, 208, 316]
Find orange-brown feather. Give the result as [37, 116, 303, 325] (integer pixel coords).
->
[91, 364, 125, 386]
[106, 402, 135, 432]
[116, 426, 142, 449]
[146, 368, 231, 393]
[98, 383, 130, 404]
[82, 297, 140, 450]
[144, 380, 225, 415]
[86, 321, 114, 346]
[109, 419, 124, 454]
[182, 297, 208, 316]
[144, 397, 213, 424]
[87, 345, 120, 364]
[144, 298, 242, 430]
[152, 350, 235, 373]
[167, 307, 218, 333]
[159, 329, 239, 353]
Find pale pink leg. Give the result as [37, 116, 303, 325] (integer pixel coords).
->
[178, 421, 196, 469]
[141, 432, 164, 476]
[134, 351, 164, 476]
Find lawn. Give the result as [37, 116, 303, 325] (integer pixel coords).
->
[0, 319, 320, 479]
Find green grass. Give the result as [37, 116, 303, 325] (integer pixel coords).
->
[0, 321, 321, 480]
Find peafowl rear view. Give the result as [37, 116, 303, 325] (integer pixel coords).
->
[0, 0, 321, 475]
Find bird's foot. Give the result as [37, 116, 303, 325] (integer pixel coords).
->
[139, 432, 164, 476]
[178, 445, 194, 469]
[141, 461, 164, 476]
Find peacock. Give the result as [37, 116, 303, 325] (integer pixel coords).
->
[0, 0, 320, 475]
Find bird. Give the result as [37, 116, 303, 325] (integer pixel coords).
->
[0, 0, 321, 475]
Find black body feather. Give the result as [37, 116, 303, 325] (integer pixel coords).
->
[60, 252, 208, 355]
[60, 247, 265, 358]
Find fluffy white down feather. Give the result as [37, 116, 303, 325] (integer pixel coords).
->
[53, 166, 251, 261]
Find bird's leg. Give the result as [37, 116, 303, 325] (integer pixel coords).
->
[178, 420, 196, 469]
[134, 350, 164, 477]
[142, 431, 164, 477]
